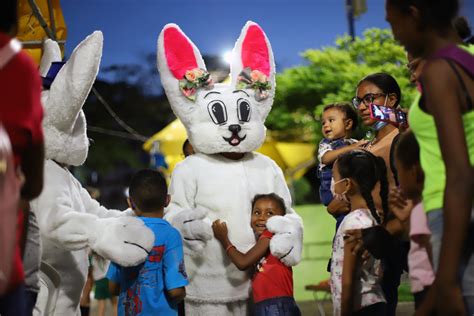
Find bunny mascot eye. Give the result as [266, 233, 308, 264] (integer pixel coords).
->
[157, 22, 303, 316]
[237, 98, 251, 122]
[207, 100, 228, 125]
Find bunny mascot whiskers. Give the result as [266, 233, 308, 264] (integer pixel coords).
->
[30, 32, 154, 316]
[157, 22, 304, 315]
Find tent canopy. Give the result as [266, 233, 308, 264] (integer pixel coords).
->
[17, 0, 67, 64]
[144, 119, 316, 180]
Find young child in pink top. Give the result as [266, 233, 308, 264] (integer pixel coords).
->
[389, 131, 434, 311]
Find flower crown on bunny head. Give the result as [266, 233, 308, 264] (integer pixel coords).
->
[39, 31, 103, 166]
[157, 21, 276, 154]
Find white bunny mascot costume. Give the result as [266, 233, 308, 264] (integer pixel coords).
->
[30, 31, 154, 315]
[157, 22, 303, 315]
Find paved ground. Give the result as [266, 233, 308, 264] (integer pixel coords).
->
[89, 298, 415, 316]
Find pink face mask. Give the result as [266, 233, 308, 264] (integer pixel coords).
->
[330, 178, 349, 202]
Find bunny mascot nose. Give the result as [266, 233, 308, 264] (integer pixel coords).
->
[228, 124, 241, 134]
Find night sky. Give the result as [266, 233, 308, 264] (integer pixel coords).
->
[62, 0, 474, 79]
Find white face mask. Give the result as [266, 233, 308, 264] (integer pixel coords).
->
[330, 177, 349, 202]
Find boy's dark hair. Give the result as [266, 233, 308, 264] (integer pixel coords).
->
[323, 102, 359, 131]
[395, 131, 420, 168]
[0, 0, 17, 33]
[336, 150, 389, 225]
[388, 0, 459, 33]
[358, 73, 402, 106]
[251, 193, 286, 214]
[129, 169, 167, 212]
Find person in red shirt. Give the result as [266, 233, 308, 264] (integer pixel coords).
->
[0, 0, 45, 315]
[212, 193, 301, 316]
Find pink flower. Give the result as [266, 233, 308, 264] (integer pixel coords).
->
[250, 70, 267, 83]
[185, 70, 197, 82]
[183, 87, 196, 97]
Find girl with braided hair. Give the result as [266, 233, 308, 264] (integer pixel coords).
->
[330, 150, 389, 316]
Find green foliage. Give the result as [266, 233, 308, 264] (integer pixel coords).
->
[268, 28, 417, 143]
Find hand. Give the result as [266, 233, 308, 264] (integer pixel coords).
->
[388, 188, 413, 223]
[266, 213, 303, 266]
[327, 198, 350, 216]
[344, 229, 369, 260]
[212, 219, 228, 243]
[354, 139, 369, 148]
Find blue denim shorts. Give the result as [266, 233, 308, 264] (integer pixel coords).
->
[427, 208, 474, 312]
[253, 296, 301, 316]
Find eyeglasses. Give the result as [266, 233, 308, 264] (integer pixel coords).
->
[406, 58, 422, 75]
[352, 93, 387, 109]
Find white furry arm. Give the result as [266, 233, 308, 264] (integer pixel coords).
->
[164, 161, 212, 255]
[78, 184, 123, 218]
[266, 160, 304, 266]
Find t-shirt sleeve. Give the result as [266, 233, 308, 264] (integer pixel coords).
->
[259, 230, 273, 240]
[341, 210, 376, 233]
[410, 204, 431, 237]
[106, 262, 121, 284]
[317, 139, 333, 163]
[163, 228, 189, 290]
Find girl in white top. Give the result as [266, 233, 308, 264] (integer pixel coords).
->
[330, 150, 387, 315]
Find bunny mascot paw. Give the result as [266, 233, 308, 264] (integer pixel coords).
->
[89, 216, 155, 267]
[169, 208, 212, 255]
[266, 213, 304, 266]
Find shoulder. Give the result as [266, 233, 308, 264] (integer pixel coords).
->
[341, 209, 375, 230]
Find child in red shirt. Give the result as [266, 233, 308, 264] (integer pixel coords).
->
[212, 193, 301, 316]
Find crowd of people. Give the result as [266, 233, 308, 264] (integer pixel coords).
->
[0, 0, 473, 315]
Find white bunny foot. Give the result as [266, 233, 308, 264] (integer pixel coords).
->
[266, 213, 303, 266]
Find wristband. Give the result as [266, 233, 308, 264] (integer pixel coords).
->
[225, 244, 235, 254]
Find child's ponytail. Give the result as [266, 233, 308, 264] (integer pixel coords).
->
[375, 156, 389, 225]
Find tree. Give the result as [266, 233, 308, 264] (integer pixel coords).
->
[267, 28, 417, 142]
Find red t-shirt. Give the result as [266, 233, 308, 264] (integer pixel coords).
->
[252, 230, 294, 303]
[0, 32, 44, 291]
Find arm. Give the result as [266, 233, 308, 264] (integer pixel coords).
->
[20, 142, 44, 201]
[212, 220, 269, 271]
[106, 262, 121, 296]
[164, 161, 212, 254]
[108, 280, 120, 296]
[341, 238, 358, 316]
[167, 287, 186, 303]
[423, 61, 474, 284]
[320, 140, 368, 165]
[78, 185, 122, 218]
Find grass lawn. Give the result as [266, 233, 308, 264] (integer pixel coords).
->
[293, 204, 413, 302]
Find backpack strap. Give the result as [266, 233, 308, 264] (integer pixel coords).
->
[0, 38, 21, 70]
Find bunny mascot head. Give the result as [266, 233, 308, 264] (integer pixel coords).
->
[157, 22, 303, 315]
[31, 32, 154, 315]
[157, 21, 275, 154]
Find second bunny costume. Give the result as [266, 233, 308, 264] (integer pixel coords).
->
[31, 32, 154, 315]
[157, 22, 303, 314]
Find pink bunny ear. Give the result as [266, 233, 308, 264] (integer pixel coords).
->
[163, 27, 198, 79]
[241, 25, 270, 77]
